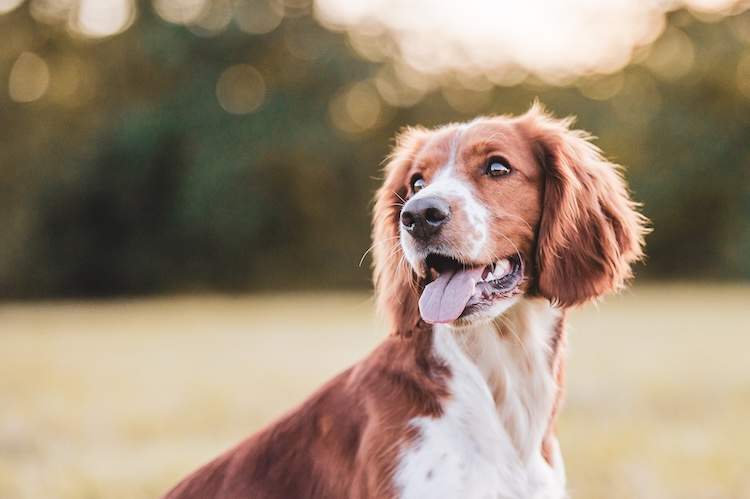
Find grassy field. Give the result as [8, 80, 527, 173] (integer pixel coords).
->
[1, 285, 749, 499]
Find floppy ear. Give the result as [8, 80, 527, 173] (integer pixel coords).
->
[521, 104, 649, 307]
[372, 127, 428, 336]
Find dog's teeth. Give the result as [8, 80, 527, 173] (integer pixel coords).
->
[485, 271, 495, 281]
[495, 259, 510, 277]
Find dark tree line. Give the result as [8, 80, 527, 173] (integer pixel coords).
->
[1, 3, 748, 298]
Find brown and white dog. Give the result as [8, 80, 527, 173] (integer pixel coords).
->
[164, 104, 647, 499]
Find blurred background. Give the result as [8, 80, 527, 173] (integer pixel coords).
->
[1, 0, 749, 498]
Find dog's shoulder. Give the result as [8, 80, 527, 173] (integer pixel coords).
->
[163, 327, 449, 499]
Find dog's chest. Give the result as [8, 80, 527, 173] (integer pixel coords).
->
[394, 300, 566, 499]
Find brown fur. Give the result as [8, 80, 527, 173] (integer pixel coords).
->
[372, 127, 430, 337]
[371, 104, 646, 471]
[519, 104, 648, 307]
[164, 105, 647, 498]
[373, 119, 547, 334]
[164, 323, 449, 499]
[542, 311, 567, 466]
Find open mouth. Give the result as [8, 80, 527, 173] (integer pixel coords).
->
[418, 253, 524, 324]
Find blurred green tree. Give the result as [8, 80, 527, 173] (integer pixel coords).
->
[0, 1, 748, 298]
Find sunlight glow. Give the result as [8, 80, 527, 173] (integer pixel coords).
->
[73, 0, 135, 38]
[0, 0, 23, 14]
[28, 0, 134, 38]
[688, 0, 741, 13]
[315, 0, 748, 86]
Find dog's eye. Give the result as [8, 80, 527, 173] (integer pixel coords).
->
[412, 176, 426, 193]
[486, 157, 512, 177]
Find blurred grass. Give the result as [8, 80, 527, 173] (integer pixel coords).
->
[0, 285, 749, 499]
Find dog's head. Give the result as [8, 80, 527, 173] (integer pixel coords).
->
[372, 104, 648, 334]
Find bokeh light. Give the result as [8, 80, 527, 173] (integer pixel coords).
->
[0, 4, 750, 496]
[315, 0, 670, 85]
[314, 0, 749, 88]
[689, 0, 742, 13]
[373, 65, 425, 107]
[441, 85, 492, 114]
[72, 0, 135, 38]
[215, 64, 266, 114]
[27, 0, 135, 38]
[0, 0, 23, 14]
[9, 52, 50, 103]
[46, 54, 97, 107]
[234, 0, 283, 34]
[30, 0, 74, 25]
[578, 73, 626, 101]
[328, 81, 383, 135]
[283, 19, 327, 60]
[188, 0, 232, 36]
[644, 27, 695, 81]
[279, 0, 312, 18]
[153, 0, 208, 25]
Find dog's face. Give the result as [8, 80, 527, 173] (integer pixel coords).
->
[372, 105, 647, 333]
[396, 120, 543, 325]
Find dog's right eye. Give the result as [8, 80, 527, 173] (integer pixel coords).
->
[411, 176, 426, 193]
[486, 156, 512, 177]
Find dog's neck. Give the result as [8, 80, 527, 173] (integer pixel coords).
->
[434, 298, 564, 463]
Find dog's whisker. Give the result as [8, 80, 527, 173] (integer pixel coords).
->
[393, 190, 407, 204]
[358, 236, 400, 267]
[496, 213, 535, 234]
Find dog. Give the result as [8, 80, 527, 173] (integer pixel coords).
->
[164, 103, 647, 499]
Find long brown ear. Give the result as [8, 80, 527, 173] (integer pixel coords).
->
[372, 127, 428, 335]
[521, 104, 649, 307]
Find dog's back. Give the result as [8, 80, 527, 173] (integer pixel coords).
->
[164, 327, 445, 499]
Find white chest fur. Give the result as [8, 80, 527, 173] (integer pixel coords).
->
[394, 299, 567, 499]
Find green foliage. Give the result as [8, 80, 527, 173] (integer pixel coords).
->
[0, 5, 748, 298]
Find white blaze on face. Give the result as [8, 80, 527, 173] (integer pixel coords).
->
[400, 126, 490, 265]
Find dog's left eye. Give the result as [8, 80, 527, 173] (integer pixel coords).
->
[486, 157, 512, 177]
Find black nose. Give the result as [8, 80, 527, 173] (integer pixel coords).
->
[400, 196, 451, 240]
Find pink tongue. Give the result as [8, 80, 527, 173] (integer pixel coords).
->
[419, 266, 485, 324]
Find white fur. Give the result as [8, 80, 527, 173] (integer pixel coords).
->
[400, 126, 489, 266]
[395, 299, 567, 499]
